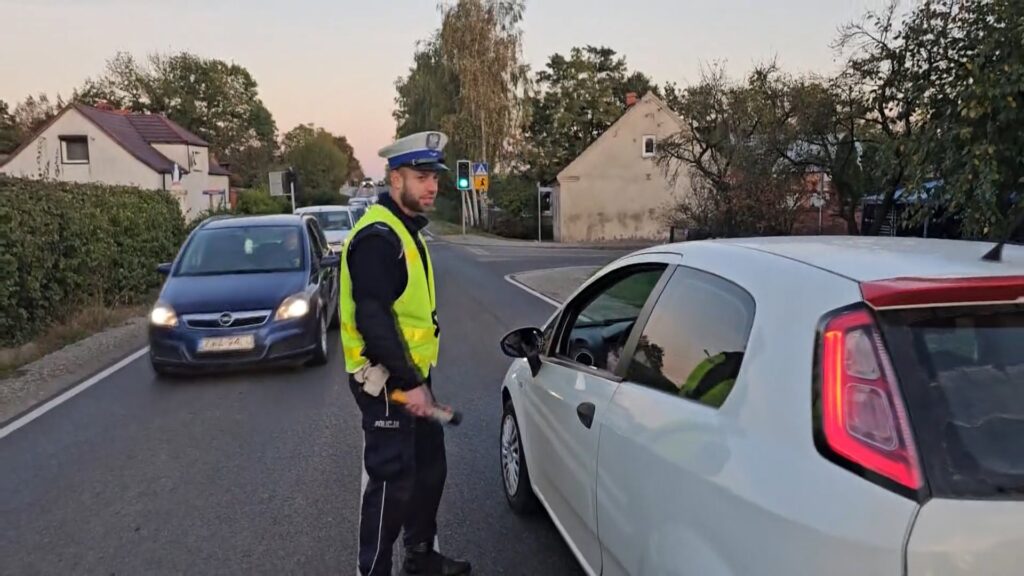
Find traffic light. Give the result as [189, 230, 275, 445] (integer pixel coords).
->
[456, 160, 471, 191]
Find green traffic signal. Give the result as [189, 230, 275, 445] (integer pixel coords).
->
[456, 160, 471, 191]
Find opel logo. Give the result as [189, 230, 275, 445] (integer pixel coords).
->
[218, 312, 234, 327]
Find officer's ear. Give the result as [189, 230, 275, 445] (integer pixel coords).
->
[388, 168, 404, 191]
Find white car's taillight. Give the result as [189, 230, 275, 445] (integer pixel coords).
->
[818, 308, 923, 491]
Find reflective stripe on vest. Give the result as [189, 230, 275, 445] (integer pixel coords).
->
[338, 205, 439, 378]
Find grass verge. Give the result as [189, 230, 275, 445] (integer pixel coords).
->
[0, 298, 155, 379]
[426, 219, 509, 240]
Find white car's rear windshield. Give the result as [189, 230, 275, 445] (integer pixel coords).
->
[879, 304, 1024, 499]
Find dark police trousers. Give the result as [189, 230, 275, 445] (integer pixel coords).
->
[350, 376, 446, 576]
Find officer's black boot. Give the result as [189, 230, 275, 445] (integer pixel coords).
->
[402, 542, 471, 575]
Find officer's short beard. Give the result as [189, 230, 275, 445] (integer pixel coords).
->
[400, 185, 425, 214]
[394, 174, 426, 214]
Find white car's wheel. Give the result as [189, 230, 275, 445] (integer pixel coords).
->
[501, 398, 538, 514]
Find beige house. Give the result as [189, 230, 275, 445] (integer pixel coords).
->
[0, 103, 231, 220]
[552, 91, 693, 243]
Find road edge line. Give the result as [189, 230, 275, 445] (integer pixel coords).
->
[0, 346, 150, 441]
[503, 274, 561, 307]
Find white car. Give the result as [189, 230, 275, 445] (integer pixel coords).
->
[498, 236, 1023, 576]
[293, 205, 365, 253]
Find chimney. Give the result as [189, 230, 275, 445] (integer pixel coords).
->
[625, 92, 638, 107]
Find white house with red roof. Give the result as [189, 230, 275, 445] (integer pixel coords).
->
[0, 103, 232, 220]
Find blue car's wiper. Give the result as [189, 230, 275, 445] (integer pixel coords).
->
[180, 268, 295, 276]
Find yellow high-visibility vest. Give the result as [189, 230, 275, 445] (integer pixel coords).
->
[338, 205, 439, 379]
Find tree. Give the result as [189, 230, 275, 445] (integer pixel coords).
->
[332, 134, 364, 183]
[393, 1, 529, 227]
[657, 63, 806, 237]
[900, 0, 1024, 239]
[753, 71, 884, 235]
[12, 93, 62, 142]
[74, 51, 279, 187]
[436, 0, 529, 226]
[0, 100, 19, 154]
[835, 1, 920, 236]
[282, 124, 351, 207]
[524, 46, 658, 183]
[435, 0, 529, 169]
[393, 38, 459, 140]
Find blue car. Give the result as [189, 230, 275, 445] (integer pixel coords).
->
[148, 214, 341, 376]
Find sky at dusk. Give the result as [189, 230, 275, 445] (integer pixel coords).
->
[1, 0, 884, 179]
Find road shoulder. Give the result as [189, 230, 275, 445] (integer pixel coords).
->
[0, 317, 148, 427]
[506, 266, 600, 306]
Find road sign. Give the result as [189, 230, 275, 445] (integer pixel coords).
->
[269, 171, 286, 196]
[472, 162, 489, 191]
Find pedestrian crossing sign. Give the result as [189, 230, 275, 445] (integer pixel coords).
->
[472, 162, 489, 192]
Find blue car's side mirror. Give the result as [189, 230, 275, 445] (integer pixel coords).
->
[320, 254, 341, 269]
[156, 262, 172, 276]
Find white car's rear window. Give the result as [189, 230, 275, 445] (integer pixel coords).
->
[879, 304, 1024, 499]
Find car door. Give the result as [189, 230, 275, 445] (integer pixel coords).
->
[595, 265, 757, 576]
[522, 256, 674, 575]
[304, 219, 332, 312]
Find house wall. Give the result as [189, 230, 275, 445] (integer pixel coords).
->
[556, 95, 693, 243]
[207, 175, 231, 211]
[0, 110, 162, 190]
[152, 143, 215, 219]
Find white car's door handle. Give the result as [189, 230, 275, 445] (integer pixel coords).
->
[577, 402, 596, 429]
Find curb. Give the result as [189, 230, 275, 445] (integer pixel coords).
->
[435, 235, 657, 251]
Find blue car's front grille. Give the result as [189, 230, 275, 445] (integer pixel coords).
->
[181, 310, 272, 330]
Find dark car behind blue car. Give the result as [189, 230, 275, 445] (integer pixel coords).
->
[148, 214, 340, 375]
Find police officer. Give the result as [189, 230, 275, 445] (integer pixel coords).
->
[339, 131, 471, 576]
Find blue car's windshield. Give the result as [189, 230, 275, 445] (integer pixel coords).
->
[176, 225, 305, 276]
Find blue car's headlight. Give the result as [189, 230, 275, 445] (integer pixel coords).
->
[275, 293, 310, 321]
[150, 302, 178, 327]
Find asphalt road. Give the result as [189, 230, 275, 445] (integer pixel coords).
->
[0, 238, 630, 575]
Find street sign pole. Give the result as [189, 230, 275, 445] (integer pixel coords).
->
[537, 184, 542, 242]
[290, 180, 296, 213]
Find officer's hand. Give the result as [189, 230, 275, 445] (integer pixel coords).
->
[403, 384, 434, 418]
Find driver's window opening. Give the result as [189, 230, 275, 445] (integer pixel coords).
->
[558, 266, 665, 374]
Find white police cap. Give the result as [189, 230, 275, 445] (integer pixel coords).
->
[378, 131, 449, 172]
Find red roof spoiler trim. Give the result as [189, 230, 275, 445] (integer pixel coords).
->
[861, 276, 1024, 309]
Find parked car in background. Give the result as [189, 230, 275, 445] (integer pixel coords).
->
[293, 205, 365, 253]
[499, 236, 1024, 576]
[148, 214, 340, 376]
[348, 196, 374, 211]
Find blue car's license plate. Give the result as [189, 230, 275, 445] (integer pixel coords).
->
[197, 334, 255, 353]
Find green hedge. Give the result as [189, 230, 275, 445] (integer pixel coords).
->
[0, 176, 186, 347]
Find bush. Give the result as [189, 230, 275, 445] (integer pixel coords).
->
[488, 175, 537, 239]
[0, 176, 186, 346]
[235, 187, 291, 215]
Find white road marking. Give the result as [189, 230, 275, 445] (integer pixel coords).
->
[503, 274, 561, 307]
[0, 346, 150, 441]
[465, 246, 489, 256]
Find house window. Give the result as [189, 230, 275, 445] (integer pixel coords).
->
[60, 136, 89, 164]
[642, 135, 656, 158]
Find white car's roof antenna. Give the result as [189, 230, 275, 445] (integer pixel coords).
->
[981, 208, 1024, 263]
